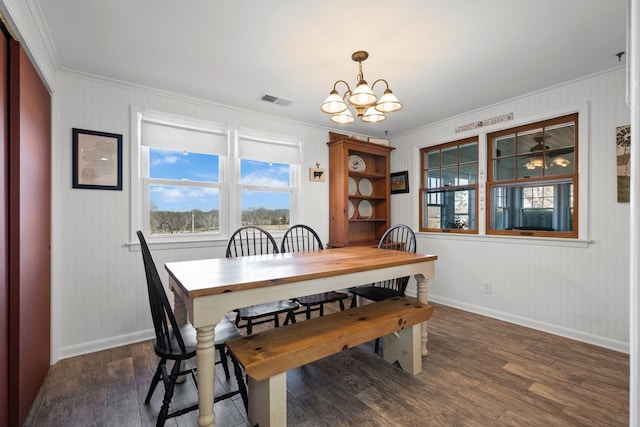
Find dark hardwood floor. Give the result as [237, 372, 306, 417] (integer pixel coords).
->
[25, 303, 629, 426]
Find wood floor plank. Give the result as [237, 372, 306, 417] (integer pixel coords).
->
[24, 303, 629, 426]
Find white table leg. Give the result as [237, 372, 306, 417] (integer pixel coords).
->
[415, 273, 429, 356]
[171, 289, 188, 383]
[171, 282, 218, 426]
[248, 373, 287, 427]
[196, 325, 216, 427]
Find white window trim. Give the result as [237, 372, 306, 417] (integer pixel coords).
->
[414, 102, 590, 246]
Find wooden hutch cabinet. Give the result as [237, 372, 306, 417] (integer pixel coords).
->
[327, 137, 394, 247]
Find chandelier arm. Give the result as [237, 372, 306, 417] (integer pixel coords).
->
[371, 79, 390, 92]
[332, 80, 352, 93]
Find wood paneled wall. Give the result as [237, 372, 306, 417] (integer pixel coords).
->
[49, 67, 632, 363]
[52, 72, 333, 360]
[392, 67, 630, 351]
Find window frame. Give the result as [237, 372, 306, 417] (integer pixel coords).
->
[486, 113, 579, 238]
[419, 136, 479, 234]
[130, 107, 301, 245]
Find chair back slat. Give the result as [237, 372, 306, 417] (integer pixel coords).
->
[226, 226, 279, 258]
[281, 224, 324, 253]
[375, 224, 417, 294]
[137, 231, 187, 354]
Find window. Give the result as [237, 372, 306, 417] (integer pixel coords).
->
[140, 117, 228, 237]
[487, 113, 577, 237]
[131, 108, 301, 241]
[420, 137, 478, 233]
[237, 128, 301, 230]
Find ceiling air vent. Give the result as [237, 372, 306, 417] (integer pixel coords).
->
[259, 93, 294, 107]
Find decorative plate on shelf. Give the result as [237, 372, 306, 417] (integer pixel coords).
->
[348, 177, 357, 195]
[348, 200, 355, 219]
[358, 178, 373, 196]
[357, 200, 373, 219]
[348, 155, 366, 172]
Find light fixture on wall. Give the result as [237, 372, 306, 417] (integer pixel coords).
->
[320, 51, 402, 124]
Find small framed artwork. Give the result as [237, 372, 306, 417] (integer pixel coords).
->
[390, 171, 409, 194]
[72, 128, 123, 190]
[616, 124, 630, 202]
[309, 167, 326, 182]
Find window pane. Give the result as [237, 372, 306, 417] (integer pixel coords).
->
[441, 147, 457, 166]
[427, 169, 440, 188]
[519, 155, 544, 179]
[517, 128, 543, 154]
[459, 163, 477, 184]
[150, 148, 219, 182]
[240, 160, 291, 187]
[426, 205, 441, 229]
[546, 148, 575, 176]
[546, 121, 575, 149]
[489, 181, 573, 232]
[441, 166, 457, 186]
[495, 135, 515, 157]
[241, 190, 290, 229]
[423, 188, 476, 230]
[427, 150, 439, 168]
[459, 142, 477, 163]
[149, 185, 219, 234]
[495, 157, 515, 181]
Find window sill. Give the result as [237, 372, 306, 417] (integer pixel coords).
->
[417, 231, 592, 248]
[127, 235, 229, 252]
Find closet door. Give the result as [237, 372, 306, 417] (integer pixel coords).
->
[0, 28, 8, 427]
[8, 39, 51, 426]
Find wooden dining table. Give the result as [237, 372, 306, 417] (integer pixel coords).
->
[165, 245, 437, 427]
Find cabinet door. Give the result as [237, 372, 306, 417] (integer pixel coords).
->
[0, 28, 7, 427]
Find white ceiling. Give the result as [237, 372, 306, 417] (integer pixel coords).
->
[34, 0, 627, 138]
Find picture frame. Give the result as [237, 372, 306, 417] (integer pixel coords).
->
[72, 128, 123, 190]
[616, 124, 631, 202]
[390, 171, 409, 194]
[309, 167, 326, 182]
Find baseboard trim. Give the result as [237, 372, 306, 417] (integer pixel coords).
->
[412, 292, 629, 354]
[56, 329, 155, 362]
[55, 294, 629, 362]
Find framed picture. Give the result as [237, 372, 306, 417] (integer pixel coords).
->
[390, 171, 409, 194]
[72, 128, 123, 190]
[616, 124, 630, 203]
[309, 167, 326, 182]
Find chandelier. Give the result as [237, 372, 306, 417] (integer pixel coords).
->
[320, 51, 402, 124]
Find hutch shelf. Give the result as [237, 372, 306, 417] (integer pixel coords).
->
[327, 137, 394, 247]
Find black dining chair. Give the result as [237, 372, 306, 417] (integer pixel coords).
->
[137, 231, 248, 426]
[281, 224, 348, 319]
[348, 224, 417, 352]
[226, 226, 299, 334]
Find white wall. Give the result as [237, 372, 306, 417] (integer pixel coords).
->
[50, 67, 631, 363]
[2, 0, 629, 361]
[393, 68, 630, 351]
[51, 73, 335, 360]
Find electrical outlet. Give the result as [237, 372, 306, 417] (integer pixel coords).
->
[483, 281, 492, 294]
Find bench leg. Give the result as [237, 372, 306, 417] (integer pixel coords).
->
[382, 324, 422, 375]
[248, 372, 287, 427]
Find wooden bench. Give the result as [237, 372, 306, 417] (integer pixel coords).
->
[226, 296, 434, 427]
